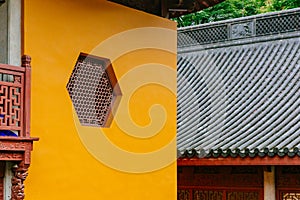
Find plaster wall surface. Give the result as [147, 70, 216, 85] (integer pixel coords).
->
[23, 0, 177, 199]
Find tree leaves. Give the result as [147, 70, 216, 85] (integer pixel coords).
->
[173, 0, 300, 27]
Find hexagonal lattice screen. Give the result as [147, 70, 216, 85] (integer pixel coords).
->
[66, 53, 121, 127]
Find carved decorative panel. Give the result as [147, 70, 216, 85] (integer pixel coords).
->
[67, 53, 121, 127]
[282, 192, 300, 200]
[11, 163, 28, 200]
[194, 190, 223, 200]
[231, 22, 254, 39]
[177, 189, 262, 200]
[178, 189, 190, 200]
[227, 191, 259, 200]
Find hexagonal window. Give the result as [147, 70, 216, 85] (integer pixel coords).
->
[66, 53, 121, 127]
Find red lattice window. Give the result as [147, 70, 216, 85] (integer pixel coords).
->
[178, 166, 263, 200]
[66, 53, 121, 127]
[0, 70, 24, 136]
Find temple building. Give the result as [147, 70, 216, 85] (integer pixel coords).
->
[1, 0, 299, 200]
[177, 8, 300, 200]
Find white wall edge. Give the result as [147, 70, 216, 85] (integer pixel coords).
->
[4, 162, 13, 200]
[7, 0, 21, 66]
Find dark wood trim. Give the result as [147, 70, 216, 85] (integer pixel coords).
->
[0, 137, 38, 141]
[0, 64, 25, 72]
[161, 0, 169, 18]
[177, 156, 300, 166]
[22, 55, 31, 137]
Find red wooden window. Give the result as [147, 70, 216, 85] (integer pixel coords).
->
[0, 66, 25, 136]
[277, 166, 300, 200]
[178, 166, 263, 200]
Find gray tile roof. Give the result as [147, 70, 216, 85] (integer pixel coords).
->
[177, 9, 300, 158]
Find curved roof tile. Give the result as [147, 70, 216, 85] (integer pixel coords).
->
[177, 10, 300, 158]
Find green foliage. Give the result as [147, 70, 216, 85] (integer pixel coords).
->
[173, 0, 300, 27]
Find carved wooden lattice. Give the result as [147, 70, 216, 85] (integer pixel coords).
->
[282, 193, 300, 200]
[194, 190, 223, 200]
[178, 189, 190, 200]
[0, 70, 23, 135]
[227, 191, 259, 200]
[11, 163, 28, 200]
[177, 189, 260, 200]
[67, 53, 121, 127]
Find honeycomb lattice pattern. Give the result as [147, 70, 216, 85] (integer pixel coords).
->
[67, 54, 117, 127]
[256, 13, 300, 36]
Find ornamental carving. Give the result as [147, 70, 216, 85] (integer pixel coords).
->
[194, 190, 223, 200]
[231, 22, 254, 39]
[282, 192, 300, 200]
[178, 190, 190, 200]
[11, 163, 28, 200]
[227, 191, 259, 200]
[0, 141, 26, 151]
[0, 153, 23, 160]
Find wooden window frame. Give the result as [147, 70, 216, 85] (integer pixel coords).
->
[0, 55, 38, 200]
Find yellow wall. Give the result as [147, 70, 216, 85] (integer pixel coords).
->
[23, 0, 177, 199]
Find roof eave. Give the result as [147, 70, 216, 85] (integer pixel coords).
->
[108, 0, 225, 18]
[178, 155, 300, 166]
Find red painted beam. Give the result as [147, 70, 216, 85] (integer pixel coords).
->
[177, 156, 300, 166]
